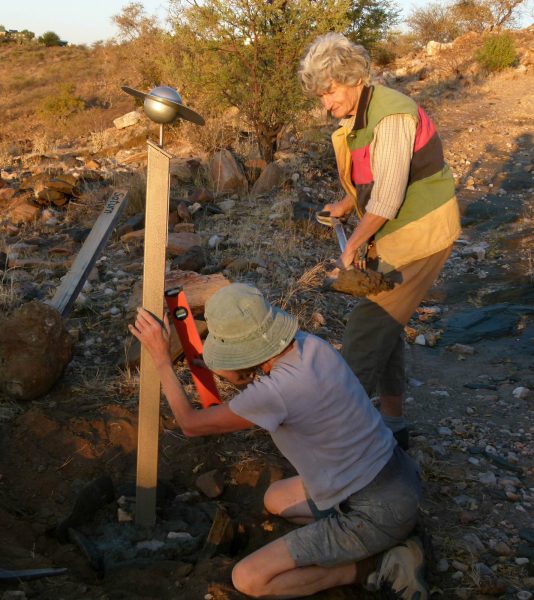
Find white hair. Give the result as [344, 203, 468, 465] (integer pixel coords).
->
[299, 33, 370, 96]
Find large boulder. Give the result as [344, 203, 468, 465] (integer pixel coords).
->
[0, 301, 74, 401]
[209, 150, 248, 196]
[251, 162, 285, 197]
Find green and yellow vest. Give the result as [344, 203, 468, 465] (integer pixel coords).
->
[332, 84, 461, 272]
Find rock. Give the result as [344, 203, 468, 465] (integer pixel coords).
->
[218, 199, 236, 214]
[437, 558, 449, 572]
[173, 223, 195, 233]
[167, 232, 203, 256]
[117, 508, 133, 523]
[35, 188, 68, 206]
[452, 560, 468, 572]
[85, 158, 101, 170]
[516, 557, 530, 566]
[8, 195, 40, 224]
[113, 111, 142, 129]
[208, 235, 222, 249]
[120, 229, 145, 243]
[0, 301, 73, 401]
[0, 187, 17, 202]
[463, 532, 485, 554]
[250, 162, 285, 197]
[195, 469, 225, 498]
[41, 173, 78, 195]
[189, 188, 213, 204]
[328, 267, 394, 297]
[136, 539, 166, 551]
[441, 304, 533, 345]
[460, 243, 488, 260]
[171, 246, 206, 272]
[494, 541, 512, 556]
[517, 591, 532, 600]
[438, 426, 452, 436]
[209, 149, 248, 196]
[479, 471, 497, 486]
[513, 386, 530, 399]
[225, 256, 267, 275]
[176, 201, 192, 223]
[167, 531, 194, 541]
[474, 562, 494, 579]
[426, 40, 454, 56]
[116, 212, 145, 238]
[449, 343, 475, 355]
[170, 158, 194, 183]
[414, 334, 426, 345]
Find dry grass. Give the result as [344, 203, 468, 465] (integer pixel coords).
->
[0, 271, 18, 313]
[0, 43, 136, 149]
[31, 132, 53, 155]
[112, 170, 147, 216]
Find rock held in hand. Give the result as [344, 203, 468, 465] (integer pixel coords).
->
[326, 268, 394, 297]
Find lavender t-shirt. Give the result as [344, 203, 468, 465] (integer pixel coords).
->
[229, 331, 395, 510]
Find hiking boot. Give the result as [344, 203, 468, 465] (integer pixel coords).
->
[393, 427, 410, 450]
[365, 537, 428, 600]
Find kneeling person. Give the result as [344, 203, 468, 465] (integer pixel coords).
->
[130, 283, 427, 599]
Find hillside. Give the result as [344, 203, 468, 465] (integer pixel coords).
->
[0, 27, 533, 600]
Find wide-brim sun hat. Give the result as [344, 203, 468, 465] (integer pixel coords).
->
[203, 283, 298, 371]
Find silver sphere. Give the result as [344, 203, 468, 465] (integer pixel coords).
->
[144, 86, 183, 124]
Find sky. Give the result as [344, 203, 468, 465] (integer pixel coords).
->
[1, 1, 532, 46]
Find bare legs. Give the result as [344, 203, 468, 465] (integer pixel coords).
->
[232, 476, 371, 599]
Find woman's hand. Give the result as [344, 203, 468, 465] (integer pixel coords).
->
[337, 246, 357, 270]
[322, 194, 354, 219]
[128, 308, 172, 369]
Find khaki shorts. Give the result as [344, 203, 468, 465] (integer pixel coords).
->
[283, 447, 422, 567]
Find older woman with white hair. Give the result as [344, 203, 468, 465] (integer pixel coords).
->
[299, 33, 461, 450]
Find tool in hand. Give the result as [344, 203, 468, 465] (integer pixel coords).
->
[316, 211, 348, 254]
[164, 287, 221, 409]
[316, 211, 368, 270]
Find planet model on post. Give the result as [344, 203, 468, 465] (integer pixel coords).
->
[121, 85, 205, 126]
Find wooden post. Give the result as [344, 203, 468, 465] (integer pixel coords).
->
[136, 140, 172, 527]
[48, 189, 128, 316]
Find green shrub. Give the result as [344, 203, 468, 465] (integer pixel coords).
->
[372, 43, 396, 66]
[475, 33, 518, 72]
[38, 84, 85, 120]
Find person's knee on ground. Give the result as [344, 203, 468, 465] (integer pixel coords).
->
[232, 555, 276, 598]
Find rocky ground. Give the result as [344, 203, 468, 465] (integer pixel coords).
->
[0, 32, 533, 600]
